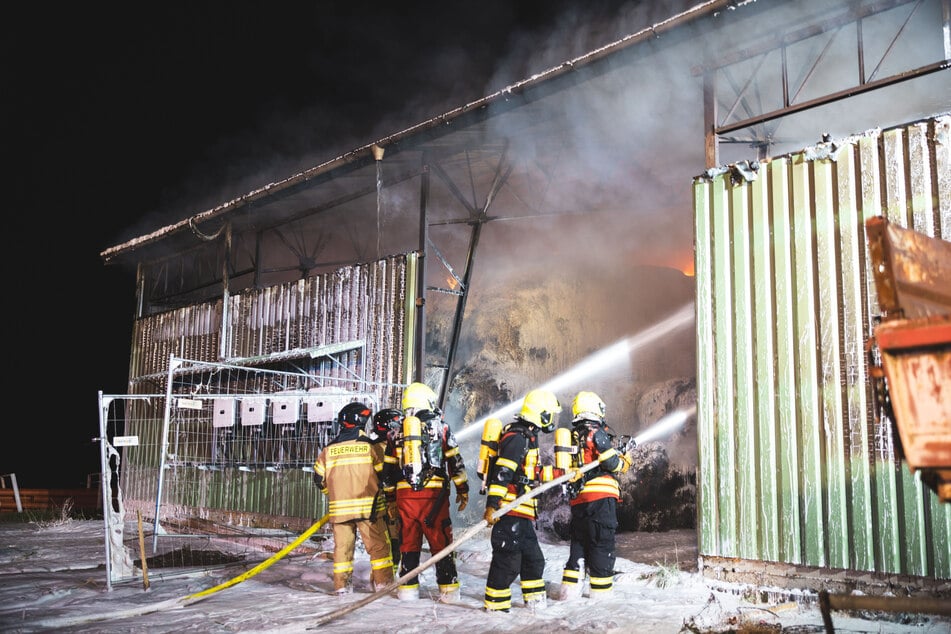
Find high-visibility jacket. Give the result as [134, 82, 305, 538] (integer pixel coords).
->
[569, 419, 623, 506]
[485, 421, 556, 520]
[313, 429, 385, 522]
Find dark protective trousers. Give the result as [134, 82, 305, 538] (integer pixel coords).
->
[483, 515, 546, 610]
[563, 496, 618, 588]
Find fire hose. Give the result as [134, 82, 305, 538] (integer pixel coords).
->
[30, 514, 332, 630]
[181, 513, 330, 604]
[307, 457, 608, 629]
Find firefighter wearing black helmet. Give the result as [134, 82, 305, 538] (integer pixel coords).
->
[369, 407, 403, 574]
[313, 402, 394, 595]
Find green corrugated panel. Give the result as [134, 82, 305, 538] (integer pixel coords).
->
[931, 487, 951, 576]
[886, 128, 940, 578]
[813, 155, 849, 569]
[900, 122, 950, 577]
[769, 158, 802, 564]
[731, 177, 758, 559]
[936, 117, 951, 240]
[712, 174, 738, 556]
[694, 179, 718, 556]
[882, 128, 911, 226]
[857, 133, 903, 574]
[902, 468, 928, 577]
[750, 164, 779, 562]
[694, 115, 951, 580]
[791, 155, 825, 567]
[907, 122, 938, 237]
[832, 140, 876, 571]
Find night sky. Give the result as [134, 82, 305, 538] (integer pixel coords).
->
[6, 2, 640, 489]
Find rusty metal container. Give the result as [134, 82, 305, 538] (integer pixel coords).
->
[867, 216, 951, 502]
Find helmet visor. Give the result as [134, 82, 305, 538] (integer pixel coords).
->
[539, 410, 555, 432]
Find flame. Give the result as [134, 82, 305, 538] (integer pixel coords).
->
[628, 250, 694, 277]
[678, 258, 695, 277]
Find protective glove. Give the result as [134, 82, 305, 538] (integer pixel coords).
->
[387, 503, 399, 522]
[483, 506, 500, 526]
[456, 491, 469, 512]
[568, 467, 585, 483]
[618, 454, 632, 474]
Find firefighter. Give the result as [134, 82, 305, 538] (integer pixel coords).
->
[481, 388, 563, 613]
[312, 402, 394, 595]
[553, 390, 630, 601]
[370, 407, 403, 574]
[384, 382, 469, 602]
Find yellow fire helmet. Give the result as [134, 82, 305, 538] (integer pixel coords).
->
[518, 389, 562, 432]
[572, 391, 606, 422]
[401, 381, 438, 414]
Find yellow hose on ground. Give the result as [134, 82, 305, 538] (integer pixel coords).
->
[181, 514, 330, 604]
[32, 514, 332, 629]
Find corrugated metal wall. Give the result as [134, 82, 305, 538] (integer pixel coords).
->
[120, 254, 416, 528]
[129, 255, 412, 389]
[694, 114, 951, 579]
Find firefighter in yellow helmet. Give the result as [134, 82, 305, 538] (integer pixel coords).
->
[552, 390, 631, 601]
[482, 388, 562, 613]
[383, 382, 469, 602]
[312, 402, 394, 595]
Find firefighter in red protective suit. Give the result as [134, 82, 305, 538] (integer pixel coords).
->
[481, 388, 564, 613]
[313, 402, 394, 595]
[369, 407, 403, 575]
[382, 382, 469, 602]
[553, 391, 630, 600]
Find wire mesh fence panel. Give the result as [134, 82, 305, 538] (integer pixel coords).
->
[98, 356, 385, 585]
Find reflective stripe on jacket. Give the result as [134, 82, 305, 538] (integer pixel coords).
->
[314, 430, 384, 522]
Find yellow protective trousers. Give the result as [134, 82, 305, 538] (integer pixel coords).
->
[331, 517, 394, 591]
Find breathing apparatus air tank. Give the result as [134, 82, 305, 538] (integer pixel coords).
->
[554, 426, 575, 470]
[477, 417, 502, 494]
[401, 414, 424, 490]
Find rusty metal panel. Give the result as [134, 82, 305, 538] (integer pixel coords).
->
[694, 114, 951, 580]
[877, 317, 951, 475]
[867, 216, 951, 319]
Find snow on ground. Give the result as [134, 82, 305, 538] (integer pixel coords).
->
[1, 519, 948, 633]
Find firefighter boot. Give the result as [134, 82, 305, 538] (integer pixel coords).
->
[587, 574, 613, 601]
[525, 594, 547, 614]
[371, 566, 394, 592]
[551, 567, 583, 601]
[549, 581, 581, 601]
[333, 572, 353, 595]
[438, 583, 460, 603]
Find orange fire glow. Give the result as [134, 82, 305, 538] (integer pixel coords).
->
[628, 250, 694, 277]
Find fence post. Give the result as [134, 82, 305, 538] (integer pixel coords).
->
[0, 473, 23, 513]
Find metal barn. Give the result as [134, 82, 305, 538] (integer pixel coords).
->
[100, 0, 950, 592]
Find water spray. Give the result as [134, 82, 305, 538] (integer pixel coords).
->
[632, 403, 695, 445]
[456, 302, 694, 442]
